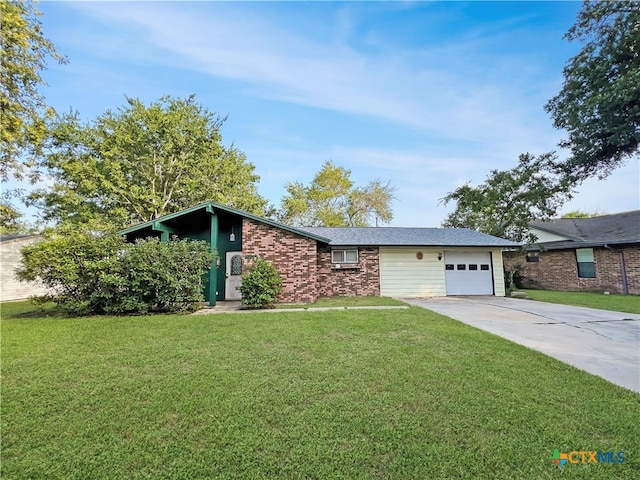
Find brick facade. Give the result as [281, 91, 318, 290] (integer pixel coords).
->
[316, 246, 380, 298]
[242, 219, 319, 303]
[504, 245, 640, 295]
[625, 246, 640, 295]
[241, 219, 382, 303]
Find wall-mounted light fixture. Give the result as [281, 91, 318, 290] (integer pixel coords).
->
[230, 226, 236, 242]
[437, 253, 442, 261]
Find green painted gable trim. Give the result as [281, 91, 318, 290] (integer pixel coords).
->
[118, 201, 331, 244]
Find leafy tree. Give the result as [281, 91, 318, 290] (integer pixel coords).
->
[1, 0, 66, 182]
[29, 95, 268, 229]
[545, 0, 640, 180]
[278, 160, 395, 227]
[0, 200, 33, 234]
[348, 179, 395, 227]
[561, 210, 605, 218]
[441, 152, 577, 244]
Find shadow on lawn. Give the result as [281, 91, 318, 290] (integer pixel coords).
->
[1, 299, 62, 319]
[11, 309, 63, 319]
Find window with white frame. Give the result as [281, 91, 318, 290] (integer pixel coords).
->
[576, 248, 596, 278]
[331, 249, 358, 264]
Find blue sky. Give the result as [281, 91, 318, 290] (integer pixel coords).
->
[33, 0, 639, 227]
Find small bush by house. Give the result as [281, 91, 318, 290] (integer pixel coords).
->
[238, 257, 283, 308]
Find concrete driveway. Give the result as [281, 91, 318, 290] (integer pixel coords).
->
[405, 296, 640, 393]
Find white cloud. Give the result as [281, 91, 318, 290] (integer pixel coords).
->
[64, 2, 560, 154]
[36, 2, 635, 229]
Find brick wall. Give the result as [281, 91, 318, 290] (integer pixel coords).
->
[504, 245, 640, 295]
[242, 219, 319, 303]
[621, 246, 640, 295]
[316, 246, 380, 297]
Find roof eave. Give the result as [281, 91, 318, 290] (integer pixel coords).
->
[118, 201, 332, 244]
[528, 239, 640, 251]
[328, 242, 520, 248]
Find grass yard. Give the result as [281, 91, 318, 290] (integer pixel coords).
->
[521, 289, 640, 314]
[2, 300, 639, 479]
[276, 295, 408, 309]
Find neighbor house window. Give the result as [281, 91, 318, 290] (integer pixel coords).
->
[576, 248, 596, 278]
[331, 249, 358, 264]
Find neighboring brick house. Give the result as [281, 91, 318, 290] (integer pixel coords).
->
[121, 201, 518, 305]
[0, 235, 48, 302]
[504, 210, 640, 295]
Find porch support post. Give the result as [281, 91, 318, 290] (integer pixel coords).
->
[209, 211, 218, 306]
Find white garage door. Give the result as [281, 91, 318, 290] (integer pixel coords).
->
[444, 251, 494, 295]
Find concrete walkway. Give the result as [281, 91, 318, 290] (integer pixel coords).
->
[405, 296, 640, 393]
[193, 301, 409, 315]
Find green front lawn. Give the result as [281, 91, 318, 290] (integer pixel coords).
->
[521, 289, 640, 314]
[277, 295, 408, 309]
[2, 301, 638, 479]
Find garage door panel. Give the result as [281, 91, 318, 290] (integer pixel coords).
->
[380, 248, 445, 297]
[380, 248, 496, 297]
[445, 252, 494, 295]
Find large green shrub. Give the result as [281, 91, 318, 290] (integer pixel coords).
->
[18, 234, 216, 315]
[238, 257, 283, 309]
[17, 232, 123, 315]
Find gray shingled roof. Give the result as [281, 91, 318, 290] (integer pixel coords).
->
[117, 201, 520, 248]
[530, 210, 640, 249]
[298, 226, 519, 247]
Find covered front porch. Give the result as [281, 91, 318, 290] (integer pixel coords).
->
[119, 202, 244, 306]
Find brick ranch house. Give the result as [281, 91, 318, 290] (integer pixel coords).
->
[504, 210, 640, 295]
[121, 201, 519, 305]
